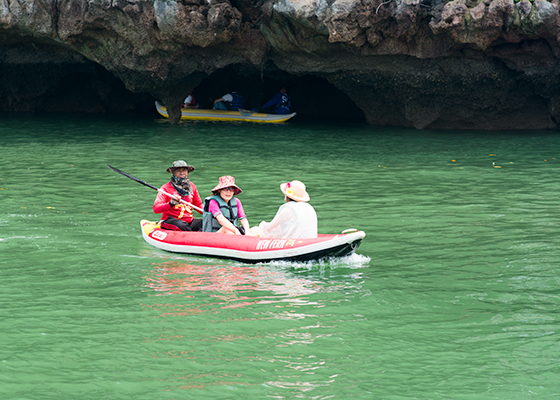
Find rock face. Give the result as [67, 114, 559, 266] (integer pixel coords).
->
[2, 0, 560, 129]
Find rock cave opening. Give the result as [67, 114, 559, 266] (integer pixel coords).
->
[0, 46, 155, 115]
[181, 65, 367, 123]
[0, 46, 365, 123]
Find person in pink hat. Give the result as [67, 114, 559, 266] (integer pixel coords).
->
[153, 160, 204, 231]
[202, 176, 252, 235]
[250, 180, 317, 239]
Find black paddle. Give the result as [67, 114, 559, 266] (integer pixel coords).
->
[106, 164, 203, 213]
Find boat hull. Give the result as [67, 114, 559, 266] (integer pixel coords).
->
[155, 101, 296, 123]
[141, 220, 365, 263]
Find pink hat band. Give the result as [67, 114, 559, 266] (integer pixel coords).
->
[280, 180, 310, 202]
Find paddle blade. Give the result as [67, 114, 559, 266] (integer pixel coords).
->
[106, 164, 124, 174]
[106, 164, 159, 191]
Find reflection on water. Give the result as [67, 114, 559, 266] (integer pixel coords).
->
[146, 261, 322, 296]
[144, 261, 328, 316]
[142, 255, 371, 319]
[141, 258, 373, 396]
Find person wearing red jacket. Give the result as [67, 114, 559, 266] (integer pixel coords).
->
[153, 160, 203, 231]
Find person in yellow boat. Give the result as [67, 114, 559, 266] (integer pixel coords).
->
[250, 180, 317, 238]
[153, 160, 203, 231]
[181, 93, 199, 108]
[262, 86, 290, 114]
[213, 85, 245, 111]
[202, 176, 252, 235]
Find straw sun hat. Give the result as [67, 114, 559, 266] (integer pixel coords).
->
[280, 180, 310, 202]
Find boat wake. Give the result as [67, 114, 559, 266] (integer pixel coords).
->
[138, 248, 370, 270]
[264, 252, 370, 269]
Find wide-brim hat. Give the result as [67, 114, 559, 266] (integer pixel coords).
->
[167, 160, 195, 173]
[280, 180, 310, 202]
[211, 175, 242, 195]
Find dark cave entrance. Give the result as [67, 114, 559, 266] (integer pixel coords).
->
[187, 65, 366, 123]
[0, 45, 366, 123]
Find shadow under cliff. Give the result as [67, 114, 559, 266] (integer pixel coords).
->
[0, 45, 154, 114]
[3, 44, 559, 130]
[187, 65, 366, 123]
[0, 45, 365, 124]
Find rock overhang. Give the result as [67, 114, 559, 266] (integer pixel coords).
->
[1, 0, 560, 129]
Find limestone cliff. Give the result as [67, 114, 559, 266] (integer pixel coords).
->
[2, 0, 560, 129]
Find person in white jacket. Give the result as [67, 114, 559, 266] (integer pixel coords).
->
[250, 180, 317, 239]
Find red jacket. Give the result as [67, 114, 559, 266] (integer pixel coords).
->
[153, 181, 203, 222]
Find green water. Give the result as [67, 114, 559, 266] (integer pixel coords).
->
[1, 113, 559, 399]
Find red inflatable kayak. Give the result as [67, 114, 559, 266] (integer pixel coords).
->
[141, 220, 365, 263]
